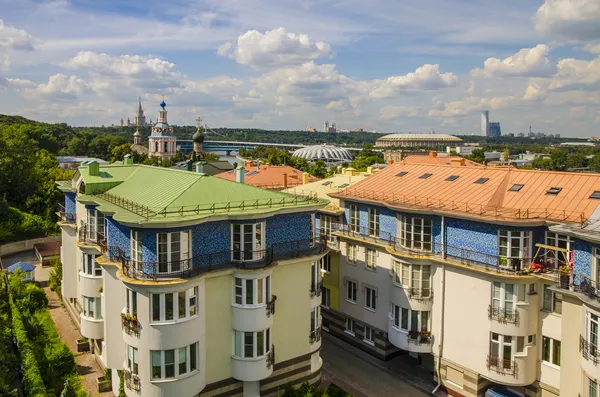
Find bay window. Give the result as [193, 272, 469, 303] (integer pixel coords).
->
[82, 253, 102, 277]
[82, 296, 102, 320]
[349, 205, 359, 232]
[233, 329, 271, 358]
[232, 222, 265, 262]
[498, 230, 531, 269]
[390, 304, 429, 336]
[233, 276, 271, 306]
[150, 287, 198, 323]
[489, 333, 513, 370]
[126, 345, 138, 375]
[393, 261, 431, 298]
[368, 208, 379, 236]
[87, 208, 105, 241]
[157, 231, 191, 273]
[151, 342, 199, 380]
[398, 215, 432, 251]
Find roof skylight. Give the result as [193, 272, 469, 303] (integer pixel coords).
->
[546, 187, 562, 195]
[590, 191, 600, 200]
[322, 181, 332, 186]
[445, 175, 459, 181]
[474, 178, 489, 184]
[338, 183, 349, 188]
[419, 173, 433, 179]
[509, 184, 524, 192]
[395, 171, 408, 177]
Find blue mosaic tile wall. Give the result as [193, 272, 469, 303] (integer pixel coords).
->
[106, 216, 130, 256]
[266, 212, 311, 244]
[65, 193, 76, 214]
[574, 239, 592, 279]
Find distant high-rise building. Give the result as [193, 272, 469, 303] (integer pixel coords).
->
[488, 122, 501, 137]
[324, 121, 329, 133]
[481, 110, 489, 136]
[518, 133, 525, 137]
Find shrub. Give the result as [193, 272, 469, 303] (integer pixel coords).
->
[48, 259, 63, 294]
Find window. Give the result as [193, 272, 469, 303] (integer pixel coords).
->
[368, 208, 379, 236]
[321, 287, 330, 308]
[320, 254, 331, 273]
[81, 253, 102, 277]
[474, 178, 489, 184]
[346, 244, 358, 264]
[309, 214, 315, 246]
[151, 343, 199, 380]
[390, 304, 428, 333]
[398, 215, 432, 251]
[395, 171, 408, 177]
[393, 261, 431, 297]
[587, 312, 599, 356]
[364, 327, 374, 345]
[338, 183, 349, 188]
[310, 307, 320, 333]
[546, 187, 562, 195]
[365, 286, 377, 311]
[126, 345, 138, 375]
[126, 288, 137, 317]
[528, 335, 536, 345]
[491, 282, 515, 311]
[419, 173, 432, 179]
[82, 296, 102, 320]
[157, 231, 191, 273]
[445, 175, 459, 181]
[150, 288, 199, 323]
[345, 318, 355, 335]
[490, 333, 513, 370]
[233, 276, 270, 306]
[366, 248, 377, 270]
[517, 336, 525, 353]
[590, 378, 598, 397]
[517, 284, 527, 302]
[311, 262, 320, 294]
[131, 230, 143, 263]
[593, 249, 600, 287]
[232, 223, 265, 261]
[591, 191, 600, 200]
[320, 215, 333, 242]
[542, 285, 562, 314]
[545, 232, 571, 263]
[542, 336, 561, 367]
[498, 230, 531, 269]
[509, 184, 524, 192]
[87, 208, 105, 241]
[233, 329, 271, 358]
[349, 205, 359, 232]
[346, 280, 357, 303]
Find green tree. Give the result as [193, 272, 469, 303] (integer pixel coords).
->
[466, 149, 486, 164]
[590, 154, 600, 172]
[550, 148, 569, 171]
[532, 158, 553, 170]
[566, 152, 588, 169]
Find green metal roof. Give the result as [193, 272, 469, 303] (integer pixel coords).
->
[77, 164, 328, 226]
[56, 180, 76, 193]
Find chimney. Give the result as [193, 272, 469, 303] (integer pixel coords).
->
[186, 160, 193, 172]
[283, 172, 288, 188]
[235, 166, 245, 184]
[123, 154, 134, 165]
[245, 160, 254, 169]
[387, 160, 393, 165]
[303, 172, 310, 184]
[451, 158, 466, 167]
[367, 166, 373, 174]
[195, 161, 206, 174]
[429, 151, 437, 157]
[88, 161, 100, 176]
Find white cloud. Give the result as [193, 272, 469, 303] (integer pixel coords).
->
[584, 43, 600, 54]
[7, 77, 36, 88]
[379, 105, 424, 120]
[218, 28, 332, 69]
[535, 0, 600, 41]
[548, 55, 600, 91]
[369, 64, 458, 98]
[523, 84, 546, 101]
[25, 73, 88, 100]
[428, 95, 517, 117]
[0, 19, 34, 50]
[471, 45, 555, 78]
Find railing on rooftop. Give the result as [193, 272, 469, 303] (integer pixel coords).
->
[333, 189, 588, 224]
[118, 237, 327, 281]
[555, 273, 600, 302]
[94, 190, 321, 220]
[57, 203, 76, 224]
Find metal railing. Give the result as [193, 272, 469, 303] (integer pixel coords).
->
[120, 237, 327, 281]
[124, 370, 141, 392]
[486, 354, 518, 377]
[121, 314, 140, 337]
[266, 345, 275, 369]
[408, 288, 433, 301]
[555, 274, 600, 302]
[266, 295, 277, 317]
[78, 223, 106, 247]
[315, 227, 340, 250]
[57, 203, 76, 224]
[407, 331, 432, 345]
[310, 280, 323, 298]
[488, 305, 520, 326]
[309, 327, 322, 344]
[580, 335, 600, 364]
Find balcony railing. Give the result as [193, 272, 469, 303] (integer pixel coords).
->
[124, 369, 141, 392]
[266, 295, 277, 317]
[580, 335, 600, 364]
[57, 203, 76, 224]
[266, 345, 275, 369]
[310, 280, 323, 298]
[486, 354, 518, 377]
[407, 330, 432, 345]
[315, 227, 340, 250]
[556, 273, 600, 302]
[119, 237, 327, 281]
[309, 327, 322, 344]
[121, 313, 140, 337]
[488, 305, 520, 326]
[408, 288, 433, 301]
[78, 223, 106, 247]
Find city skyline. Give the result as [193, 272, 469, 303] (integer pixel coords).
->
[0, 0, 599, 136]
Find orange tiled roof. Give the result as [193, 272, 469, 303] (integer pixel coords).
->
[214, 165, 320, 188]
[330, 163, 600, 224]
[401, 155, 482, 167]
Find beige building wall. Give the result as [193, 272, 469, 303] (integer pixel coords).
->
[559, 296, 583, 397]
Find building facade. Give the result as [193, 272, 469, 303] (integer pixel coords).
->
[314, 163, 600, 397]
[489, 122, 502, 137]
[57, 159, 328, 397]
[121, 97, 151, 127]
[148, 99, 177, 158]
[376, 133, 463, 149]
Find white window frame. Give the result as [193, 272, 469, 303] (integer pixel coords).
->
[231, 222, 266, 262]
[126, 345, 138, 375]
[82, 296, 102, 320]
[346, 243, 358, 264]
[87, 208, 105, 241]
[587, 311, 599, 353]
[321, 287, 330, 309]
[345, 318, 355, 336]
[368, 208, 379, 236]
[545, 232, 572, 262]
[542, 285, 562, 314]
[346, 280, 357, 303]
[393, 261, 431, 298]
[310, 307, 320, 333]
[131, 230, 143, 263]
[157, 230, 191, 273]
[233, 329, 271, 359]
[365, 248, 377, 270]
[491, 282, 516, 311]
[590, 377, 598, 397]
[81, 253, 102, 277]
[364, 326, 375, 346]
[490, 333, 514, 370]
[365, 286, 377, 311]
[498, 230, 531, 267]
[320, 254, 331, 274]
[321, 215, 333, 242]
[150, 288, 199, 323]
[125, 288, 137, 317]
[541, 336, 561, 367]
[233, 276, 270, 307]
[349, 204, 359, 232]
[398, 215, 432, 251]
[151, 342, 199, 380]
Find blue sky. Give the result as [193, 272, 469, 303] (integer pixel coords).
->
[0, 0, 599, 136]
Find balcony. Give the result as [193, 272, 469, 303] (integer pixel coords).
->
[266, 295, 277, 317]
[407, 330, 432, 345]
[119, 237, 327, 281]
[486, 354, 518, 378]
[78, 223, 106, 247]
[315, 227, 340, 250]
[124, 369, 141, 393]
[580, 335, 600, 364]
[488, 305, 520, 326]
[555, 273, 600, 303]
[121, 313, 140, 337]
[310, 280, 323, 298]
[266, 345, 275, 369]
[309, 327, 322, 344]
[408, 288, 433, 302]
[57, 203, 76, 224]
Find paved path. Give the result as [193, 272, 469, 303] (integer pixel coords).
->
[320, 332, 438, 397]
[45, 288, 113, 397]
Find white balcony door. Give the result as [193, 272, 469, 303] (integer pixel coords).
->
[232, 223, 265, 261]
[157, 231, 191, 273]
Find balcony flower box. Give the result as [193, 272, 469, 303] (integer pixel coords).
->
[97, 376, 112, 393]
[76, 338, 89, 352]
[121, 313, 139, 335]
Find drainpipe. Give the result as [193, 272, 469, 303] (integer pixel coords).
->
[433, 216, 446, 395]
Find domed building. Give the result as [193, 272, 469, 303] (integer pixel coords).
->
[148, 97, 177, 158]
[192, 119, 205, 156]
[292, 144, 353, 163]
[376, 132, 462, 148]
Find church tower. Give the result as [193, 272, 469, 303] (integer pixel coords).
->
[133, 97, 147, 127]
[148, 96, 177, 158]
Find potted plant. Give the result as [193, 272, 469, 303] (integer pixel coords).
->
[98, 286, 103, 293]
[559, 266, 571, 288]
[97, 368, 112, 392]
[76, 337, 89, 352]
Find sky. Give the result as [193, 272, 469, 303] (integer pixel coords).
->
[0, 0, 599, 136]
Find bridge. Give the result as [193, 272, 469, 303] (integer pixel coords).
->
[177, 140, 364, 155]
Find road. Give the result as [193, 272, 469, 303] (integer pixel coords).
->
[320, 333, 431, 397]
